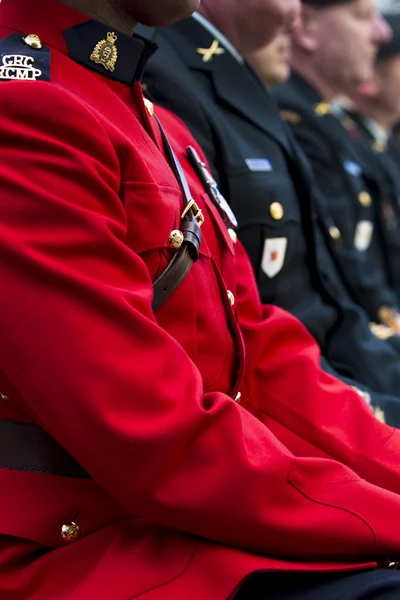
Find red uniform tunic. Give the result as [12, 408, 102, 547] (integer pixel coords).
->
[1, 1, 400, 598]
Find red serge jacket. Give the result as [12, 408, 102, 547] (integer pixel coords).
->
[1, 1, 400, 599]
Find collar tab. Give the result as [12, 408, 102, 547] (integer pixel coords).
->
[63, 21, 158, 85]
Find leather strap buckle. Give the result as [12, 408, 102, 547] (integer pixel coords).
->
[181, 199, 205, 226]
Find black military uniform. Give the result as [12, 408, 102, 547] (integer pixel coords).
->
[273, 72, 400, 326]
[342, 110, 400, 298]
[340, 11, 400, 300]
[138, 14, 400, 423]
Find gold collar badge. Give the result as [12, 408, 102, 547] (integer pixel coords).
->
[196, 39, 225, 63]
[90, 32, 118, 72]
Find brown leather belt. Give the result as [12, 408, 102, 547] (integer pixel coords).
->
[0, 419, 90, 478]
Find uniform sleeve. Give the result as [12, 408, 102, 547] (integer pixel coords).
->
[235, 239, 400, 492]
[2, 81, 400, 561]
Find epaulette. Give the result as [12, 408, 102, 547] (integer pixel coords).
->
[0, 33, 51, 82]
[280, 110, 301, 125]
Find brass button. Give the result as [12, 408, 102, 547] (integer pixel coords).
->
[227, 290, 235, 306]
[234, 391, 241, 403]
[388, 561, 400, 569]
[144, 98, 154, 117]
[168, 230, 184, 249]
[61, 522, 81, 544]
[270, 202, 284, 220]
[228, 228, 237, 244]
[358, 191, 372, 207]
[329, 225, 341, 241]
[0, 392, 9, 401]
[22, 34, 42, 49]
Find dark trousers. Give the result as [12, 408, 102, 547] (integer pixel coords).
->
[234, 569, 400, 599]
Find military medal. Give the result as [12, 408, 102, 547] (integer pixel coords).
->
[90, 32, 118, 72]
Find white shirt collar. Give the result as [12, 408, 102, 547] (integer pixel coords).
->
[191, 12, 244, 64]
[361, 117, 389, 144]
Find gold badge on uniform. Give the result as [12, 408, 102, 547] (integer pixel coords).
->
[90, 32, 118, 72]
[196, 40, 225, 63]
[314, 102, 331, 116]
[280, 110, 301, 125]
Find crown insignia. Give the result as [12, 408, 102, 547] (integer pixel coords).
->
[90, 32, 118, 72]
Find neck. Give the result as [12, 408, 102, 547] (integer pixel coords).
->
[198, 2, 240, 52]
[291, 55, 337, 101]
[59, 0, 136, 34]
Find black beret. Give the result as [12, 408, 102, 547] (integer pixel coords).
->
[378, 13, 400, 59]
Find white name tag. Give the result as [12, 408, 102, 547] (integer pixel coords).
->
[245, 158, 272, 172]
[354, 220, 373, 252]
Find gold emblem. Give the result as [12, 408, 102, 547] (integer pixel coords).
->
[314, 102, 331, 116]
[280, 110, 301, 125]
[358, 191, 372, 207]
[372, 140, 387, 153]
[22, 34, 42, 50]
[196, 40, 225, 63]
[90, 32, 118, 72]
[270, 202, 284, 220]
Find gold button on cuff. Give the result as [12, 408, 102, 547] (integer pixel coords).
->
[168, 230, 184, 249]
[22, 34, 42, 49]
[228, 228, 237, 244]
[144, 98, 154, 117]
[234, 392, 241, 403]
[358, 191, 372, 207]
[270, 202, 284, 220]
[0, 392, 9, 401]
[227, 290, 235, 306]
[61, 522, 81, 544]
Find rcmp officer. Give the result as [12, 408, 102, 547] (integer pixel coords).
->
[343, 2, 400, 300]
[139, 0, 400, 418]
[274, 0, 400, 335]
[7, 0, 400, 598]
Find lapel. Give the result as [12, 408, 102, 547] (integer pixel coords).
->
[160, 17, 292, 154]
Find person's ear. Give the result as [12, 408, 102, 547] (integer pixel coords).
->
[291, 4, 320, 53]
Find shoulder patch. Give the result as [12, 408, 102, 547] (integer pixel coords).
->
[0, 33, 51, 82]
[280, 110, 301, 125]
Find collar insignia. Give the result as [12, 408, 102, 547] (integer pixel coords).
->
[314, 102, 331, 116]
[196, 39, 225, 63]
[90, 31, 118, 72]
